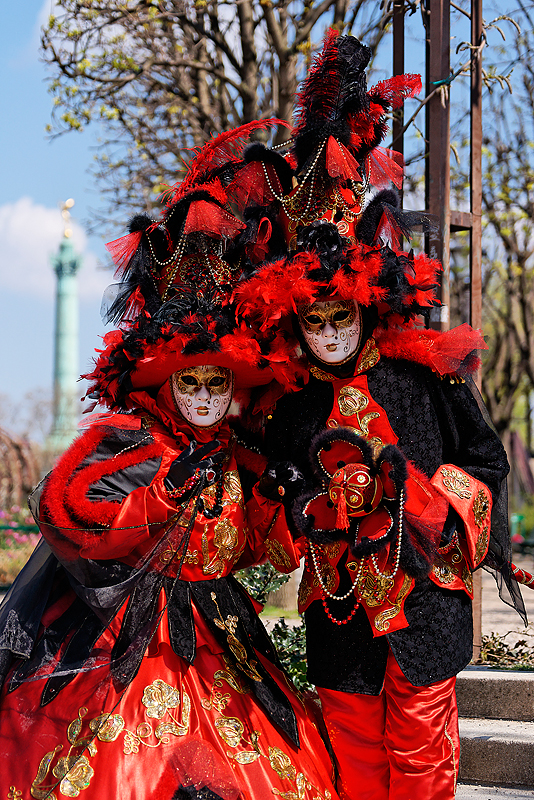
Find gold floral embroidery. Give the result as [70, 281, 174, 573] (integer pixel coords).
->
[198, 656, 332, 800]
[473, 490, 490, 528]
[224, 470, 244, 507]
[474, 525, 490, 565]
[202, 689, 231, 713]
[355, 338, 380, 375]
[337, 387, 380, 436]
[269, 747, 297, 781]
[440, 467, 472, 500]
[8, 789, 22, 800]
[329, 385, 383, 454]
[444, 722, 457, 793]
[432, 562, 457, 584]
[31, 706, 103, 799]
[298, 572, 313, 605]
[88, 714, 124, 742]
[357, 566, 395, 607]
[323, 541, 342, 558]
[265, 538, 292, 571]
[122, 684, 191, 753]
[202, 517, 240, 577]
[202, 470, 244, 510]
[30, 679, 192, 795]
[310, 365, 338, 381]
[213, 655, 251, 695]
[374, 574, 412, 632]
[433, 534, 464, 584]
[462, 565, 474, 594]
[52, 756, 94, 798]
[211, 592, 263, 682]
[313, 561, 337, 594]
[215, 715, 245, 747]
[31, 745, 63, 799]
[142, 679, 180, 719]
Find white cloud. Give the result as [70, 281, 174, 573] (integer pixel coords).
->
[0, 197, 110, 301]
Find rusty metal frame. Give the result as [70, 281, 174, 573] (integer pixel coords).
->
[393, 0, 484, 657]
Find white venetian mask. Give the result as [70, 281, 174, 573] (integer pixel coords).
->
[171, 365, 233, 427]
[297, 299, 361, 365]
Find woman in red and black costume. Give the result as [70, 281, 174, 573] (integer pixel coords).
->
[233, 31, 526, 800]
[0, 291, 339, 800]
[0, 123, 339, 799]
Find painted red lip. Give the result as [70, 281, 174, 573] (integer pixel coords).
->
[196, 407, 209, 416]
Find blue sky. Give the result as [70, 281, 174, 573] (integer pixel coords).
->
[0, 1, 516, 440]
[0, 0, 112, 432]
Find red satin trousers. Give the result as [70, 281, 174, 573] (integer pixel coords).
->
[317, 652, 459, 800]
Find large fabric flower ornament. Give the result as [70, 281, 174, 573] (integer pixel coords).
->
[293, 428, 407, 558]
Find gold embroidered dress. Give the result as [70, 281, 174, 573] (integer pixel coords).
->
[0, 383, 336, 800]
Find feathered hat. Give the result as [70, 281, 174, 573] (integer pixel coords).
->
[87, 122, 307, 412]
[241, 30, 422, 250]
[83, 292, 301, 413]
[102, 119, 292, 328]
[231, 30, 441, 328]
[232, 30, 486, 381]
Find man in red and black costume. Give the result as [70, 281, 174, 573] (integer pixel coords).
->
[238, 213, 527, 800]
[233, 31, 526, 800]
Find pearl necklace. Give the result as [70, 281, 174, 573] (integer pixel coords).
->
[369, 490, 404, 580]
[309, 539, 364, 601]
[261, 138, 326, 205]
[308, 489, 405, 626]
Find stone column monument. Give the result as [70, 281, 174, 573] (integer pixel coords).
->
[47, 200, 82, 455]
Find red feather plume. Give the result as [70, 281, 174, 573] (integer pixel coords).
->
[168, 119, 289, 204]
[368, 146, 404, 190]
[183, 201, 246, 238]
[105, 230, 144, 276]
[368, 74, 422, 109]
[326, 136, 362, 180]
[293, 29, 341, 134]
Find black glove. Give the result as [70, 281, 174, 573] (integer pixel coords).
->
[257, 461, 305, 505]
[164, 440, 224, 493]
[440, 505, 464, 547]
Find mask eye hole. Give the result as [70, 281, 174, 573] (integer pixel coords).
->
[304, 313, 323, 326]
[180, 375, 200, 387]
[333, 309, 351, 324]
[208, 376, 226, 388]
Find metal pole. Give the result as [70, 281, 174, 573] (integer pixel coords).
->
[425, 0, 451, 332]
[470, 0, 484, 661]
[393, 0, 405, 205]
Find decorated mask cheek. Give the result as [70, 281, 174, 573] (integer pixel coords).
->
[298, 299, 361, 364]
[171, 366, 234, 427]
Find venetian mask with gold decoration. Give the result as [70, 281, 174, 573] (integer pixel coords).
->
[171, 365, 234, 428]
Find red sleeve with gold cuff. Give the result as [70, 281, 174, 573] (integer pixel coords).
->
[239, 487, 304, 573]
[430, 464, 492, 569]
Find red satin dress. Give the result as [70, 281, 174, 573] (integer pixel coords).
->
[0, 400, 337, 800]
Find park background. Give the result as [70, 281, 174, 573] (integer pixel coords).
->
[1, 0, 534, 665]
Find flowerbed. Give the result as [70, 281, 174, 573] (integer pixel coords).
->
[0, 506, 41, 585]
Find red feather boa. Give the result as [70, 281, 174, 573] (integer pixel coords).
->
[375, 323, 486, 377]
[40, 425, 164, 552]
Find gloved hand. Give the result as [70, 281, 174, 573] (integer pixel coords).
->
[164, 440, 224, 494]
[257, 461, 305, 505]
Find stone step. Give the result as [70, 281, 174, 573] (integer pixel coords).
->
[456, 667, 534, 723]
[459, 718, 534, 787]
[457, 784, 534, 798]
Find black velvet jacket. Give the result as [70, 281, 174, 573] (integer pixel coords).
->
[264, 355, 510, 693]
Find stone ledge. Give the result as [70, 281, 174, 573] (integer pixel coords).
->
[457, 668, 534, 722]
[459, 718, 534, 786]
